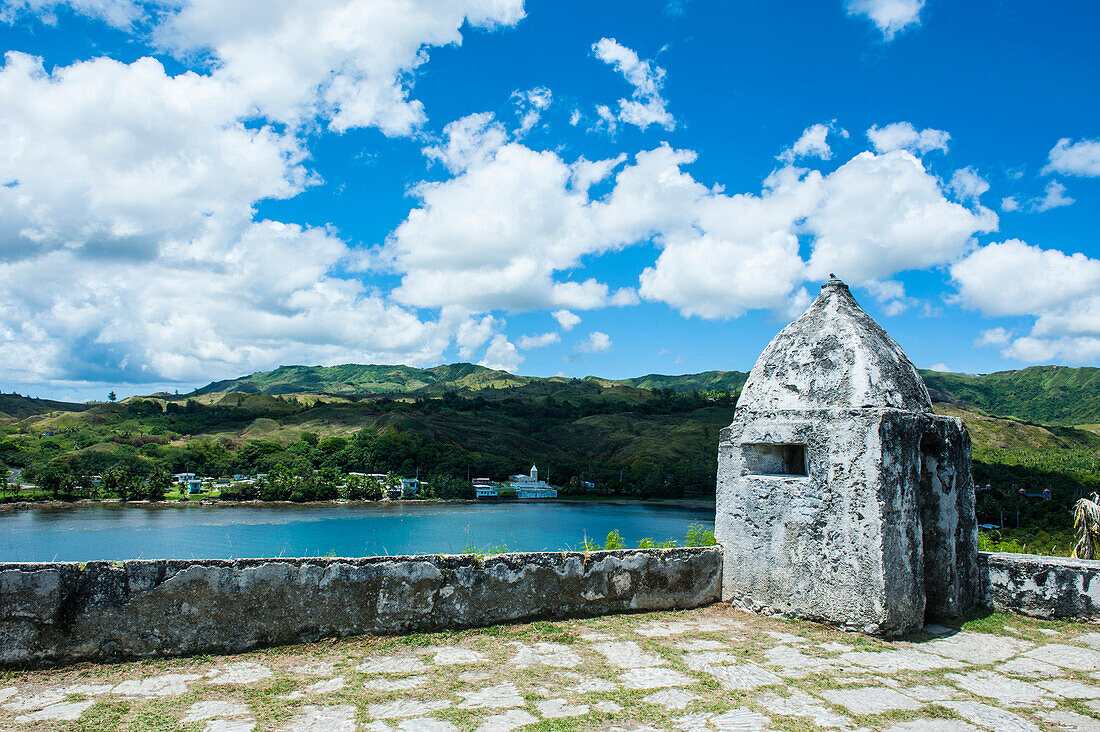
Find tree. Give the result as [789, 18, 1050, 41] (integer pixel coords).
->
[350, 474, 382, 501]
[145, 468, 171, 502]
[101, 466, 130, 501]
[430, 474, 473, 500]
[39, 463, 76, 499]
[260, 464, 292, 501]
[340, 473, 361, 500]
[1072, 493, 1100, 560]
[314, 467, 339, 501]
[384, 471, 400, 496]
[108, 391, 117, 402]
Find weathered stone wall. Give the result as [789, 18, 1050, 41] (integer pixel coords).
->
[880, 412, 979, 621]
[979, 551, 1099, 620]
[0, 547, 721, 667]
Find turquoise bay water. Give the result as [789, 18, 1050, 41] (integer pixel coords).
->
[0, 501, 714, 562]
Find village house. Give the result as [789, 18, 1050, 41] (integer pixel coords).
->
[473, 477, 497, 498]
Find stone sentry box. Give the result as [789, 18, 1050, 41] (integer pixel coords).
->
[716, 277, 979, 635]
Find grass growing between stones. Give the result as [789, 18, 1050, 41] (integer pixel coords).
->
[68, 701, 130, 732]
[955, 608, 1084, 637]
[2, 604, 1098, 731]
[845, 702, 965, 729]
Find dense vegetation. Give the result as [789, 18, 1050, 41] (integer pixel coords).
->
[4, 362, 1100, 548]
[0, 385, 734, 502]
[922, 365, 1100, 426]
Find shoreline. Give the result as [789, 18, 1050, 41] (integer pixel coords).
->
[0, 496, 716, 513]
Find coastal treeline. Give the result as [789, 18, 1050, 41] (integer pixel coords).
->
[1, 388, 734, 502]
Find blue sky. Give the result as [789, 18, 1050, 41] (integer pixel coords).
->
[1, 0, 1099, 401]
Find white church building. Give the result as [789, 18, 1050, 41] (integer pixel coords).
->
[508, 465, 557, 498]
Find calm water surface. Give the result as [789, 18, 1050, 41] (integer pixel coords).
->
[0, 501, 714, 562]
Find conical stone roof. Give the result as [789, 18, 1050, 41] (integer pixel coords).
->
[738, 277, 932, 413]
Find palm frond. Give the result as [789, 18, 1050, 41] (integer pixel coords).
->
[1071, 493, 1100, 560]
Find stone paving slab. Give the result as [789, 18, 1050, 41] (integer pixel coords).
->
[1, 604, 1098, 731]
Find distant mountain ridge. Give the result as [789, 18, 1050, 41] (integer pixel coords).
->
[192, 363, 752, 398]
[191, 363, 1100, 427]
[193, 363, 530, 396]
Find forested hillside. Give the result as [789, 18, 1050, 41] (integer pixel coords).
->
[921, 365, 1100, 425]
[2, 387, 731, 499]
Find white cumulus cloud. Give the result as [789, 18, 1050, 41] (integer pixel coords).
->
[996, 180, 1075, 214]
[552, 310, 581, 331]
[950, 167, 990, 202]
[952, 240, 1100, 362]
[640, 148, 994, 318]
[803, 150, 994, 281]
[479, 333, 523, 372]
[155, 0, 525, 135]
[574, 331, 612, 354]
[1034, 180, 1075, 211]
[517, 331, 560, 349]
[950, 239, 1100, 317]
[1043, 137, 1100, 177]
[1, 0, 145, 29]
[511, 86, 552, 134]
[778, 122, 847, 163]
[592, 37, 674, 131]
[8, 0, 526, 136]
[384, 142, 708, 312]
[974, 327, 1010, 347]
[845, 0, 925, 40]
[391, 113, 993, 323]
[423, 111, 510, 173]
[0, 1, 528, 388]
[866, 122, 950, 155]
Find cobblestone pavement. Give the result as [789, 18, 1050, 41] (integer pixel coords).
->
[2, 605, 1098, 731]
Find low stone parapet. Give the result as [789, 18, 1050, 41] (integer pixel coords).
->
[0, 547, 721, 667]
[979, 551, 1099, 620]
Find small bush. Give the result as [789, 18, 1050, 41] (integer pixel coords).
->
[685, 523, 716, 547]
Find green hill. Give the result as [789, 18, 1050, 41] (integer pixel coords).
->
[194, 364, 749, 400]
[0, 393, 90, 422]
[194, 363, 530, 396]
[921, 365, 1100, 425]
[591, 370, 749, 394]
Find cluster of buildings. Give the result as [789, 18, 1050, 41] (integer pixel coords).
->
[473, 465, 557, 499]
[171, 471, 423, 499]
[167, 467, 560, 501]
[173, 473, 267, 495]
